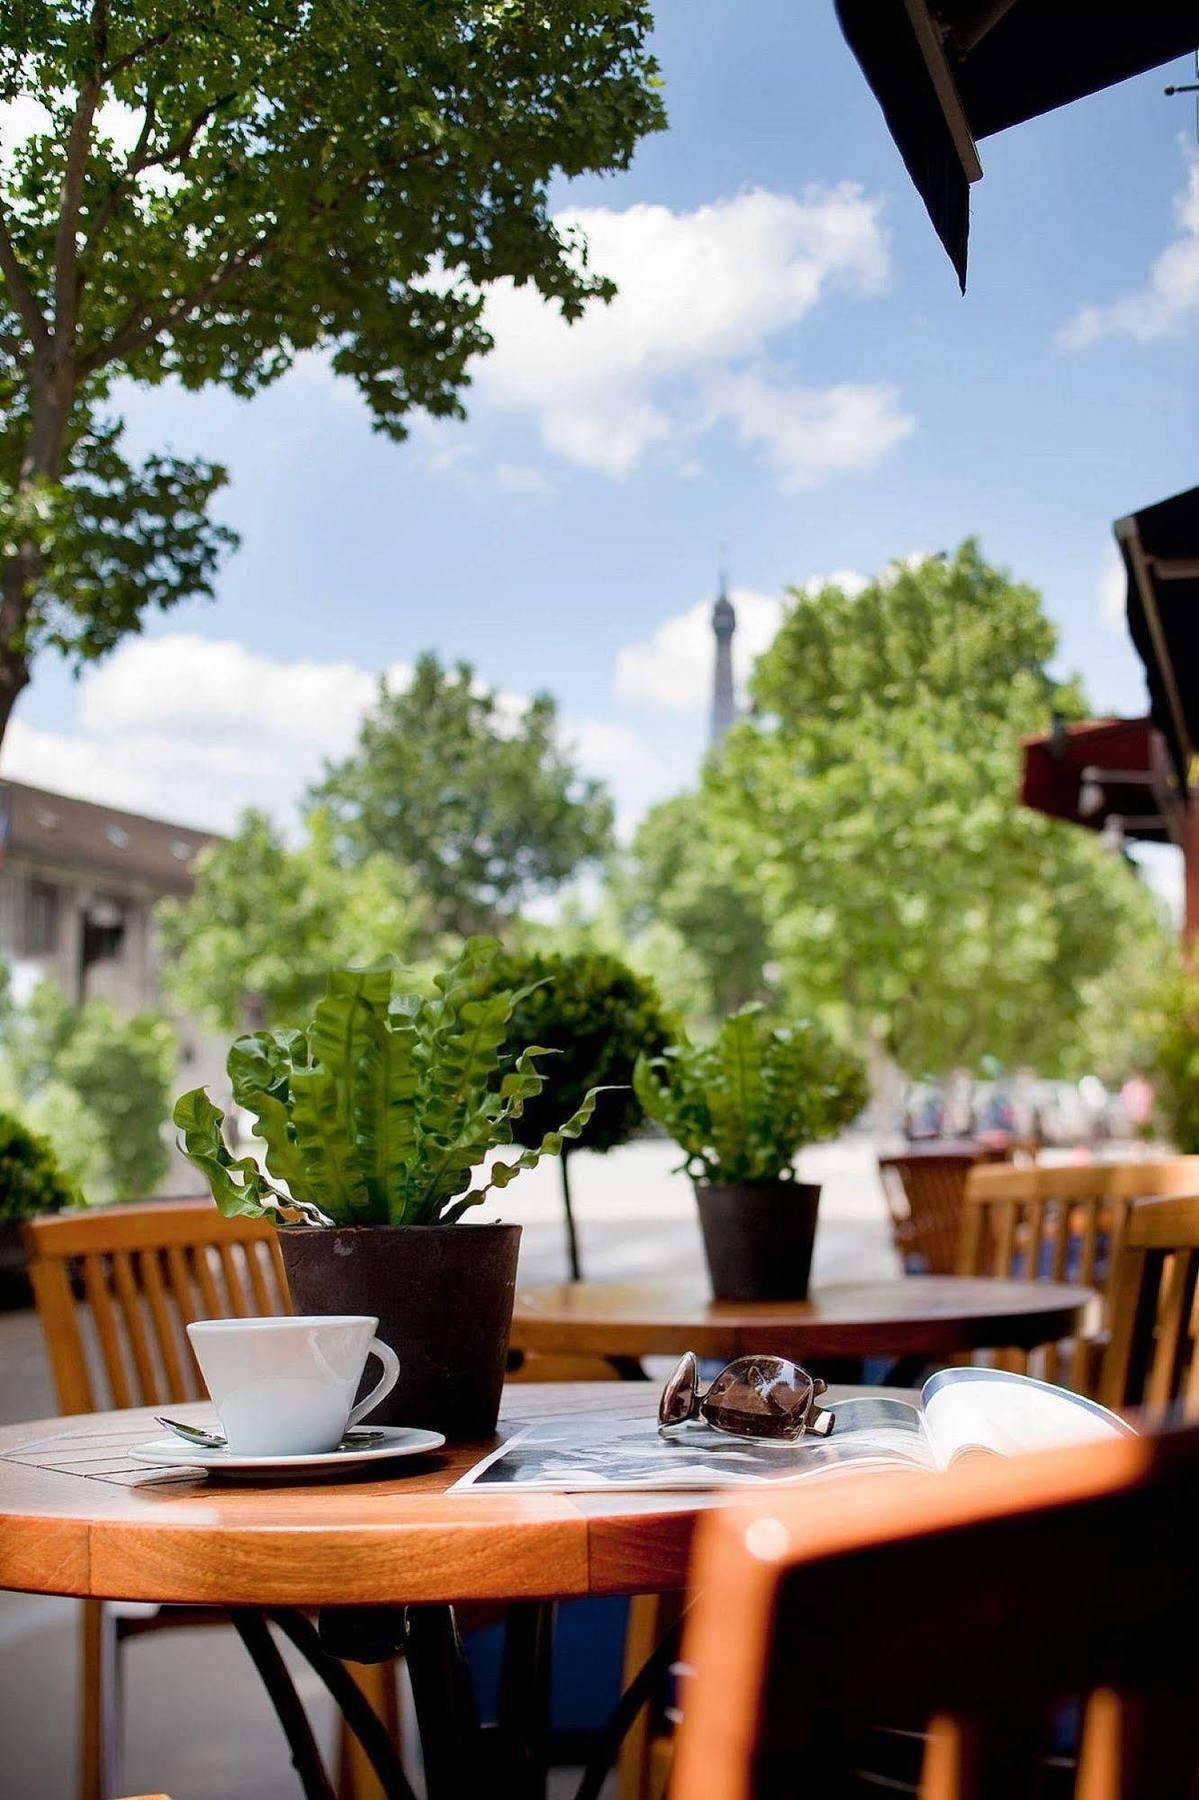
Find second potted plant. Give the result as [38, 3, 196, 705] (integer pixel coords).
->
[174, 939, 602, 1437]
[634, 1005, 867, 1302]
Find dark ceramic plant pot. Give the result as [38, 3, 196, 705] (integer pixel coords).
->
[694, 1181, 821, 1302]
[279, 1222, 521, 1439]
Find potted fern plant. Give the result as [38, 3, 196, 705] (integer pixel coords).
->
[174, 939, 602, 1436]
[634, 1006, 867, 1302]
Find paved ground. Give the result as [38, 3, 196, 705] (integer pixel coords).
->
[0, 1135, 895, 1800]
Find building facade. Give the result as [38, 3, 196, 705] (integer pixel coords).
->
[0, 780, 215, 1014]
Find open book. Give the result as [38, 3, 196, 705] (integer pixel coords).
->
[451, 1369, 1134, 1493]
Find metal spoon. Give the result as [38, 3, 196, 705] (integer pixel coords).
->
[155, 1416, 385, 1452]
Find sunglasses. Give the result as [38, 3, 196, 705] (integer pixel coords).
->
[658, 1351, 835, 1442]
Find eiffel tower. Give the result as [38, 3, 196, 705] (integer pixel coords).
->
[709, 572, 736, 745]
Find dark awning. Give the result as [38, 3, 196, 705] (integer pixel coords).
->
[1116, 484, 1199, 795]
[834, 1, 1199, 289]
[1020, 715, 1183, 846]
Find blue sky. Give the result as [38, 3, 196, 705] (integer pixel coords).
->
[3, 4, 1197, 897]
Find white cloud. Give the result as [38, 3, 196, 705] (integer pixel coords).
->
[1061, 154, 1199, 347]
[1099, 542, 1126, 632]
[567, 720, 647, 777]
[615, 567, 886, 713]
[0, 636, 653, 837]
[713, 372, 915, 491]
[472, 185, 902, 485]
[1, 636, 410, 834]
[616, 588, 785, 712]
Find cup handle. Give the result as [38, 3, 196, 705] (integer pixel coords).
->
[349, 1337, 401, 1427]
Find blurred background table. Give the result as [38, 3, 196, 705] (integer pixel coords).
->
[509, 1274, 1093, 1373]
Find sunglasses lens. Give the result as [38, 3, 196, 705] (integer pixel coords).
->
[659, 1352, 701, 1428]
[703, 1357, 814, 1439]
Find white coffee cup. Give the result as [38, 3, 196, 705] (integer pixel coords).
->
[187, 1315, 400, 1456]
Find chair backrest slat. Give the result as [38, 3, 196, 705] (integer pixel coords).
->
[958, 1159, 1199, 1395]
[1100, 1193, 1199, 1422]
[245, 1240, 274, 1314]
[672, 1426, 1199, 1800]
[188, 1241, 224, 1319]
[22, 1200, 292, 1415]
[217, 1241, 250, 1317]
[109, 1249, 160, 1406]
[137, 1248, 190, 1402]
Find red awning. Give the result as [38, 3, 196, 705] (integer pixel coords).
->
[1020, 716, 1183, 846]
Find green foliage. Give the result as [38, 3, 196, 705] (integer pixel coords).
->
[1151, 963, 1199, 1154]
[634, 1006, 867, 1185]
[703, 544, 1172, 1077]
[0, 980, 176, 1199]
[314, 654, 614, 936]
[0, 411, 235, 668]
[478, 949, 671, 1156]
[0, 1, 664, 732]
[158, 808, 439, 1032]
[0, 1109, 78, 1221]
[620, 792, 773, 1025]
[174, 939, 608, 1227]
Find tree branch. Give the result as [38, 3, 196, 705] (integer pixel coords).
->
[80, 91, 236, 272]
[79, 96, 157, 260]
[53, 0, 105, 354]
[81, 232, 274, 374]
[0, 205, 50, 353]
[102, 27, 174, 84]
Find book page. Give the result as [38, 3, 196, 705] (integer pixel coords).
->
[921, 1368, 1135, 1470]
[451, 1395, 936, 1493]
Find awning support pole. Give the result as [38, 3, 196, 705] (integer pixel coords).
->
[1186, 801, 1199, 950]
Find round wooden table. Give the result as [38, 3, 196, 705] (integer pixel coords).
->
[0, 1380, 832, 1800]
[509, 1274, 1093, 1367]
[0, 1383, 725, 1607]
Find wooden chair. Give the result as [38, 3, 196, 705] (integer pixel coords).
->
[879, 1151, 982, 1275]
[23, 1202, 291, 1800]
[1100, 1192, 1199, 1423]
[956, 1157, 1199, 1391]
[23, 1200, 291, 1415]
[673, 1423, 1199, 1799]
[22, 1201, 395, 1800]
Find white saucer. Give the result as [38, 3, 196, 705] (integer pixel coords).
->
[130, 1424, 446, 1479]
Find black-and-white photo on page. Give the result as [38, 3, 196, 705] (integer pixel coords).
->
[450, 1370, 1134, 1494]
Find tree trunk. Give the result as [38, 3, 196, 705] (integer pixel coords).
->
[0, 556, 34, 752]
[560, 1151, 582, 1282]
[0, 648, 29, 747]
[0, 373, 74, 754]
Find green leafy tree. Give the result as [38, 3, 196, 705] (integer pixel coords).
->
[0, 1, 664, 739]
[704, 544, 1171, 1077]
[1149, 961, 1199, 1153]
[621, 792, 773, 1023]
[0, 979, 175, 1197]
[478, 948, 672, 1277]
[159, 809, 438, 1032]
[175, 940, 605, 1226]
[315, 654, 614, 937]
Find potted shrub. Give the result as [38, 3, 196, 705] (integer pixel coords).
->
[174, 939, 601, 1436]
[0, 1111, 78, 1306]
[634, 1006, 867, 1302]
[478, 949, 671, 1280]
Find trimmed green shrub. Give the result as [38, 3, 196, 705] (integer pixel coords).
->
[0, 1111, 78, 1221]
